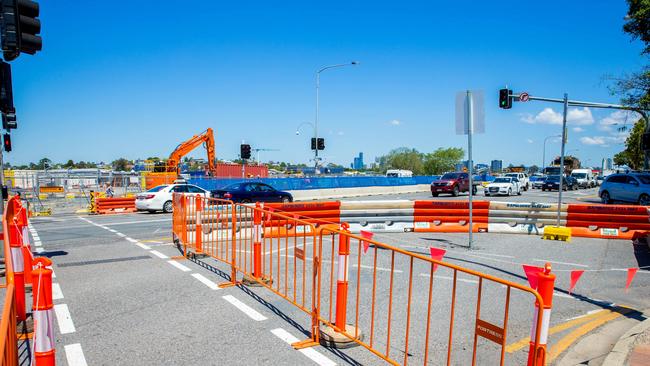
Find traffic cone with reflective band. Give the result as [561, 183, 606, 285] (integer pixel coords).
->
[253, 202, 262, 278]
[195, 195, 203, 255]
[32, 258, 55, 366]
[9, 217, 27, 321]
[21, 226, 34, 285]
[527, 263, 555, 366]
[335, 223, 350, 331]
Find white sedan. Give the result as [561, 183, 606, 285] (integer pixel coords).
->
[135, 184, 210, 213]
[484, 177, 522, 196]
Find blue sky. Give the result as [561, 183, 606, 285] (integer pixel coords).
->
[6, 1, 646, 168]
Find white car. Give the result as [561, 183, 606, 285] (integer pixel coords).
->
[504, 173, 529, 191]
[484, 177, 522, 196]
[135, 184, 210, 213]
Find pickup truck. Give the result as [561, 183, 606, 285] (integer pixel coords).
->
[504, 172, 530, 191]
[430, 172, 478, 197]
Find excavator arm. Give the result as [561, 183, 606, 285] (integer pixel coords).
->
[166, 128, 216, 175]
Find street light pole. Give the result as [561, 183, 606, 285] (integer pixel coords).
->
[315, 62, 358, 173]
[543, 135, 561, 171]
[295, 122, 316, 166]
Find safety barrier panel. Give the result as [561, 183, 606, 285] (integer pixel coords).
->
[173, 194, 551, 365]
[90, 193, 137, 215]
[413, 200, 490, 233]
[566, 204, 650, 240]
[487, 202, 567, 236]
[1, 195, 56, 366]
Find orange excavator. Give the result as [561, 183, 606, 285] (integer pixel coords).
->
[164, 128, 217, 176]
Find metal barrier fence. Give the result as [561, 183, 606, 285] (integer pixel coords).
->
[172, 194, 551, 365]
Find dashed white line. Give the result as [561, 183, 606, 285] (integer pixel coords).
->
[222, 295, 267, 321]
[271, 328, 336, 366]
[353, 264, 402, 273]
[108, 229, 117, 233]
[192, 273, 220, 290]
[35, 247, 44, 253]
[533, 259, 589, 268]
[52, 283, 64, 300]
[125, 237, 138, 243]
[167, 260, 191, 272]
[116, 233, 126, 238]
[150, 250, 168, 259]
[64, 343, 88, 366]
[135, 242, 151, 250]
[54, 304, 76, 334]
[419, 273, 479, 284]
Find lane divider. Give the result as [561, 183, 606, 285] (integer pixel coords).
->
[222, 295, 267, 321]
[149, 250, 168, 259]
[64, 343, 89, 366]
[191, 273, 220, 290]
[270, 328, 336, 366]
[167, 260, 191, 272]
[53, 303, 76, 334]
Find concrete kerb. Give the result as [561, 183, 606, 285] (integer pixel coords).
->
[602, 309, 650, 366]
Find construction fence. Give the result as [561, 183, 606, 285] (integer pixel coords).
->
[172, 195, 554, 365]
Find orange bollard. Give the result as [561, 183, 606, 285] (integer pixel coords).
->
[253, 202, 262, 278]
[22, 226, 34, 286]
[335, 222, 351, 331]
[527, 263, 555, 366]
[9, 220, 26, 321]
[32, 258, 55, 366]
[195, 195, 203, 255]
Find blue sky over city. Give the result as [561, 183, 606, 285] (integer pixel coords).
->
[6, 1, 646, 167]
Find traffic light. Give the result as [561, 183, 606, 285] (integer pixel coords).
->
[317, 138, 324, 150]
[0, 0, 42, 61]
[2, 111, 15, 129]
[310, 137, 316, 150]
[499, 88, 512, 109]
[3, 132, 10, 152]
[240, 144, 251, 159]
[0, 61, 12, 114]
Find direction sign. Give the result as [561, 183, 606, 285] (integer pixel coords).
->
[520, 92, 530, 102]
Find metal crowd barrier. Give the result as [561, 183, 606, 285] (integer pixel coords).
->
[172, 194, 553, 365]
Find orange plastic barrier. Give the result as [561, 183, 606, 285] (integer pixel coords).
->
[414, 200, 490, 232]
[567, 203, 650, 239]
[173, 196, 550, 365]
[94, 197, 137, 215]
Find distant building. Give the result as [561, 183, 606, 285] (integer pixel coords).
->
[352, 152, 364, 170]
[491, 160, 503, 173]
[602, 158, 613, 170]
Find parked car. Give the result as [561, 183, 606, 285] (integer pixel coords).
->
[530, 176, 546, 189]
[570, 169, 595, 188]
[136, 183, 210, 213]
[599, 173, 650, 205]
[541, 175, 570, 191]
[386, 169, 413, 178]
[596, 176, 604, 186]
[565, 176, 579, 190]
[430, 172, 477, 197]
[504, 172, 529, 191]
[484, 177, 522, 196]
[211, 182, 293, 203]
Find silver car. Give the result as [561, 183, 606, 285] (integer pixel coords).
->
[599, 173, 650, 205]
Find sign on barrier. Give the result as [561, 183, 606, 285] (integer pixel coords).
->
[39, 186, 64, 193]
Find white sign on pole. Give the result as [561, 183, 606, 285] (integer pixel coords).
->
[455, 91, 485, 135]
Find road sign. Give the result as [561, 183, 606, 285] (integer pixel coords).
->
[520, 92, 530, 102]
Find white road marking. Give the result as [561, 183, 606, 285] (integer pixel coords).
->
[353, 264, 402, 273]
[104, 218, 170, 226]
[116, 233, 126, 238]
[108, 229, 117, 233]
[222, 295, 267, 321]
[554, 291, 575, 299]
[192, 273, 220, 290]
[533, 259, 589, 268]
[52, 283, 64, 300]
[270, 328, 336, 366]
[52, 270, 56, 278]
[125, 237, 138, 243]
[150, 250, 168, 259]
[33, 240, 42, 247]
[54, 304, 76, 334]
[64, 343, 88, 366]
[35, 247, 44, 253]
[135, 242, 151, 250]
[419, 273, 479, 284]
[167, 260, 191, 272]
[565, 309, 606, 321]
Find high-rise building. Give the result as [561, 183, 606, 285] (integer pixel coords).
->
[352, 152, 364, 170]
[491, 160, 503, 173]
[602, 158, 613, 170]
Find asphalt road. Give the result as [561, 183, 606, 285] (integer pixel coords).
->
[338, 187, 602, 204]
[30, 210, 649, 365]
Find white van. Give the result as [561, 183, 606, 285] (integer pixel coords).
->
[386, 169, 413, 178]
[570, 169, 595, 188]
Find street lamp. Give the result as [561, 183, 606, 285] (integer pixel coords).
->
[295, 122, 316, 164]
[543, 135, 561, 170]
[314, 61, 359, 171]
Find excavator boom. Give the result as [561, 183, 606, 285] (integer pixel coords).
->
[166, 128, 216, 175]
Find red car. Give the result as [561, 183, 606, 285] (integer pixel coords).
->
[430, 172, 477, 197]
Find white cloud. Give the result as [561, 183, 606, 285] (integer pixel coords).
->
[580, 136, 607, 146]
[598, 110, 640, 132]
[521, 107, 594, 126]
[572, 127, 584, 132]
[526, 139, 534, 144]
[388, 119, 401, 126]
[337, 131, 344, 136]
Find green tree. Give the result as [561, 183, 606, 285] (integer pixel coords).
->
[614, 118, 646, 169]
[624, 0, 650, 55]
[111, 158, 130, 171]
[36, 158, 51, 170]
[63, 159, 75, 168]
[422, 147, 464, 175]
[383, 147, 424, 174]
[528, 165, 540, 174]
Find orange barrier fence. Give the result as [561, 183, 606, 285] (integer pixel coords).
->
[567, 204, 650, 239]
[91, 195, 137, 215]
[173, 194, 551, 365]
[414, 201, 489, 233]
[1, 195, 56, 366]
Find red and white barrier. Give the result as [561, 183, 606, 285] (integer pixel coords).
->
[527, 263, 555, 366]
[32, 257, 56, 366]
